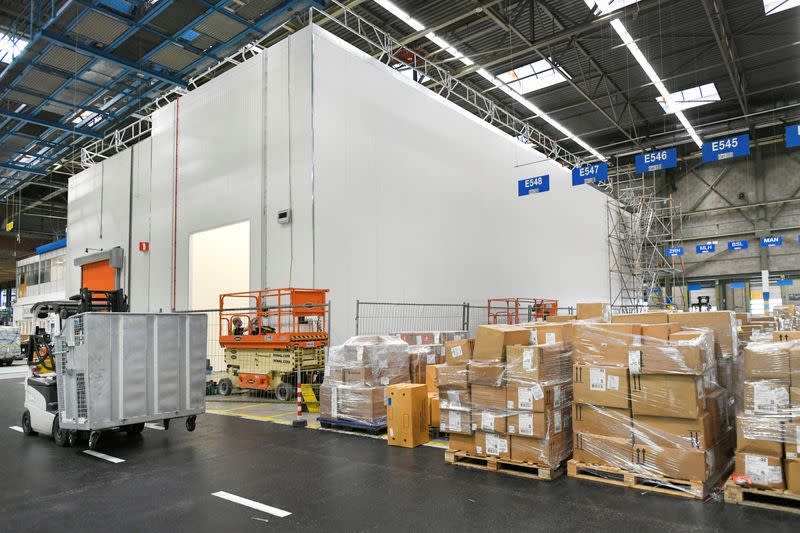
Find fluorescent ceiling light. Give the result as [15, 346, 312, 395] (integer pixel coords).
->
[498, 58, 571, 95]
[584, 0, 641, 15]
[373, 1, 605, 162]
[0, 33, 28, 64]
[763, 0, 800, 15]
[657, 83, 720, 114]
[609, 18, 703, 147]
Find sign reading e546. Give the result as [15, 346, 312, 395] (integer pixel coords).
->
[518, 175, 550, 196]
[702, 134, 750, 162]
[572, 162, 608, 186]
[635, 148, 677, 173]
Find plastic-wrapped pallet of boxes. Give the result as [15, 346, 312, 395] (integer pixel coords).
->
[320, 336, 410, 426]
[395, 331, 468, 384]
[442, 324, 574, 468]
[570, 322, 735, 495]
[731, 340, 800, 492]
[0, 326, 20, 361]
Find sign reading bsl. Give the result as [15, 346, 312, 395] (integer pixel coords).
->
[728, 240, 748, 251]
[635, 147, 677, 173]
[702, 134, 750, 162]
[571, 162, 608, 186]
[518, 175, 550, 196]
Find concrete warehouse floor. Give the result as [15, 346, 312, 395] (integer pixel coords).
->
[0, 376, 795, 532]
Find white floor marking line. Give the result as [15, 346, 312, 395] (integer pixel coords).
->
[83, 450, 125, 463]
[212, 491, 291, 518]
[144, 423, 165, 430]
[9, 426, 23, 433]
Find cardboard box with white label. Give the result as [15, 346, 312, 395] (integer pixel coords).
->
[573, 364, 630, 409]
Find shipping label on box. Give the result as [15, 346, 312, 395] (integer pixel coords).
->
[744, 381, 791, 415]
[573, 364, 630, 409]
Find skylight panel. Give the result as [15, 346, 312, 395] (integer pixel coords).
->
[656, 83, 720, 114]
[0, 33, 28, 64]
[764, 0, 800, 15]
[584, 0, 642, 15]
[497, 58, 571, 95]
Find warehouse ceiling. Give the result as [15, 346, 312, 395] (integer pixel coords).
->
[0, 0, 799, 281]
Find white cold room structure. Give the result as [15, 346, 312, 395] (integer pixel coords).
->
[66, 24, 611, 345]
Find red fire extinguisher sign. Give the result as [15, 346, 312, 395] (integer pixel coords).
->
[139, 241, 150, 252]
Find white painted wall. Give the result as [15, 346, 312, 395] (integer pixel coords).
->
[66, 25, 610, 345]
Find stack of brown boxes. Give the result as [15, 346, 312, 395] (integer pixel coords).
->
[444, 324, 574, 468]
[397, 331, 469, 384]
[320, 335, 410, 426]
[572, 321, 734, 489]
[734, 340, 800, 492]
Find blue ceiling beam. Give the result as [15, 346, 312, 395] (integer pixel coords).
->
[0, 109, 103, 139]
[41, 30, 188, 87]
[0, 162, 50, 176]
[7, 85, 114, 119]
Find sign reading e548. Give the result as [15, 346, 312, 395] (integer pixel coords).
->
[702, 134, 750, 162]
[572, 162, 608, 186]
[635, 148, 677, 173]
[518, 175, 550, 196]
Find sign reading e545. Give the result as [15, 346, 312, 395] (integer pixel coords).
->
[572, 162, 608, 186]
[702, 134, 750, 162]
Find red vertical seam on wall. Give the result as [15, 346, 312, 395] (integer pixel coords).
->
[172, 98, 180, 311]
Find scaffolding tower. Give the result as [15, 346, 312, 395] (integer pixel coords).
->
[607, 175, 685, 312]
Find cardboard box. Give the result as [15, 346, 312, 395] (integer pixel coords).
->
[438, 389, 470, 411]
[787, 458, 800, 494]
[736, 415, 784, 456]
[576, 302, 611, 322]
[786, 422, 799, 459]
[526, 323, 574, 346]
[508, 406, 570, 438]
[740, 325, 763, 342]
[641, 323, 682, 340]
[468, 361, 506, 386]
[573, 404, 632, 441]
[472, 325, 530, 361]
[743, 380, 791, 415]
[637, 333, 710, 375]
[545, 315, 576, 323]
[471, 410, 507, 434]
[426, 364, 443, 392]
[635, 435, 731, 481]
[574, 323, 642, 366]
[447, 432, 476, 454]
[744, 343, 790, 381]
[344, 366, 374, 385]
[573, 364, 630, 409]
[573, 432, 633, 468]
[474, 431, 510, 459]
[386, 383, 429, 448]
[428, 392, 440, 427]
[668, 311, 737, 359]
[736, 312, 751, 327]
[506, 380, 572, 411]
[734, 452, 785, 489]
[337, 386, 386, 423]
[437, 364, 468, 390]
[772, 331, 800, 342]
[440, 408, 472, 434]
[793, 387, 800, 409]
[506, 344, 570, 383]
[471, 384, 507, 410]
[791, 345, 800, 385]
[613, 312, 671, 325]
[630, 374, 705, 419]
[510, 433, 571, 467]
[326, 366, 345, 383]
[319, 382, 335, 419]
[445, 339, 474, 365]
[632, 412, 717, 450]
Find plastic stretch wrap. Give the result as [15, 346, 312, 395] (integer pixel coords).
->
[773, 305, 800, 332]
[0, 326, 20, 359]
[733, 339, 800, 491]
[443, 325, 574, 468]
[571, 322, 735, 491]
[320, 335, 410, 425]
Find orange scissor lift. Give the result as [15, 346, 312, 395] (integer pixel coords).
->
[487, 297, 559, 324]
[217, 288, 329, 400]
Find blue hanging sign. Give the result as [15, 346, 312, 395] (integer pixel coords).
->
[696, 243, 716, 254]
[787, 124, 800, 148]
[666, 247, 684, 257]
[776, 279, 794, 287]
[572, 162, 608, 186]
[688, 284, 702, 291]
[727, 240, 749, 251]
[702, 134, 750, 162]
[730, 281, 746, 289]
[518, 175, 550, 196]
[760, 236, 783, 247]
[635, 147, 677, 173]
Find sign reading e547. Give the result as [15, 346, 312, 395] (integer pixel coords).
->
[635, 148, 677, 173]
[702, 134, 750, 162]
[518, 175, 550, 196]
[572, 162, 608, 186]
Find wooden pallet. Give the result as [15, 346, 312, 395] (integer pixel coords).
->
[429, 427, 449, 440]
[723, 477, 800, 514]
[445, 450, 564, 481]
[567, 460, 712, 500]
[317, 417, 386, 435]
